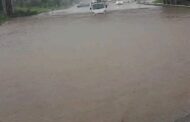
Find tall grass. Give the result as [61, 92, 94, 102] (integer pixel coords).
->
[0, 14, 8, 24]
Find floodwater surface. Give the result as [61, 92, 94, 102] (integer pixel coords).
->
[0, 7, 190, 122]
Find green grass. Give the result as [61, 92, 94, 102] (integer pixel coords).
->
[13, 7, 51, 17]
[13, 5, 67, 17]
[0, 14, 8, 24]
[0, 5, 66, 24]
[154, 0, 163, 3]
[153, 0, 190, 5]
[0, 7, 49, 24]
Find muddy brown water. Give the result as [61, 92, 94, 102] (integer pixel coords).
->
[0, 7, 190, 122]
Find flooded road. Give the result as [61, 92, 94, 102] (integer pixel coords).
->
[0, 7, 190, 122]
[47, 0, 157, 15]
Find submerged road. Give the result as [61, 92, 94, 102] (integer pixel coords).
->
[46, 0, 157, 15]
[0, 7, 190, 122]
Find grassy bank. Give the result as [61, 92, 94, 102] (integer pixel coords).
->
[0, 7, 49, 24]
[0, 5, 65, 24]
[13, 7, 51, 17]
[0, 14, 8, 24]
[154, 0, 190, 5]
[154, 0, 163, 3]
[0, 0, 77, 24]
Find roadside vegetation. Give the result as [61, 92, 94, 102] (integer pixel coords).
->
[154, 0, 163, 3]
[13, 7, 50, 17]
[0, 0, 79, 24]
[14, 0, 79, 16]
[154, 0, 190, 5]
[0, 13, 7, 23]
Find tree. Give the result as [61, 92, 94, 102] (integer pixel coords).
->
[2, 0, 14, 16]
[0, 0, 3, 11]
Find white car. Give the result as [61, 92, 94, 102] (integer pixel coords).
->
[90, 2, 107, 14]
[115, 0, 124, 5]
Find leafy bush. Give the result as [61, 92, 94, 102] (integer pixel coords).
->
[0, 14, 8, 24]
[14, 0, 77, 8]
[12, 7, 50, 17]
